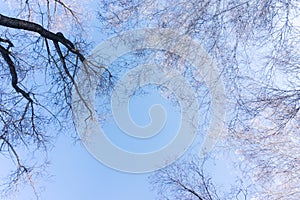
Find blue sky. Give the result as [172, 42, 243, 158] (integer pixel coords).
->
[43, 134, 157, 200]
[0, 70, 238, 200]
[0, 1, 240, 199]
[2, 1, 300, 199]
[43, 88, 178, 200]
[0, 87, 238, 200]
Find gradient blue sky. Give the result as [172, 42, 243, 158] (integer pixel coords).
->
[0, 89, 237, 200]
[0, 1, 239, 199]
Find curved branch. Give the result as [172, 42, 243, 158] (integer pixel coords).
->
[0, 13, 85, 62]
[0, 44, 33, 102]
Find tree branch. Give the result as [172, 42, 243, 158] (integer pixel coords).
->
[0, 44, 33, 102]
[170, 177, 204, 200]
[0, 13, 85, 62]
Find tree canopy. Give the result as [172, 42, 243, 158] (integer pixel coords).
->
[0, 0, 299, 199]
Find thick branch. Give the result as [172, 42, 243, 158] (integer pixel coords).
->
[0, 37, 14, 49]
[0, 44, 33, 102]
[0, 13, 85, 62]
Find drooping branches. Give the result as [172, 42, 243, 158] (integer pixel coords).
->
[0, 10, 89, 198]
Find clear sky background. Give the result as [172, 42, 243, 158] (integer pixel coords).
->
[0, 88, 237, 200]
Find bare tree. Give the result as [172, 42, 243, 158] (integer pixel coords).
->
[150, 159, 220, 200]
[97, 0, 300, 199]
[0, 1, 93, 198]
[150, 156, 250, 200]
[1, 0, 300, 199]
